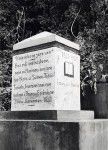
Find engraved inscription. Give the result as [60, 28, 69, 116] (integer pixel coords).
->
[12, 48, 55, 109]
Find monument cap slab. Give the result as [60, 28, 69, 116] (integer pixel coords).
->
[13, 31, 80, 51]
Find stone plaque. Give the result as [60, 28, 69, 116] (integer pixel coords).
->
[64, 62, 74, 77]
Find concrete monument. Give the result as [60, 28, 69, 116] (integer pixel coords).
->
[11, 31, 80, 111]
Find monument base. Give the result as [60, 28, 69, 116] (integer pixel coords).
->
[0, 110, 94, 121]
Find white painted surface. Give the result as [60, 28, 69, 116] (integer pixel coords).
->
[13, 31, 80, 51]
[54, 47, 80, 110]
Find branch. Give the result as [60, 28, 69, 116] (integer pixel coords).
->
[71, 6, 81, 38]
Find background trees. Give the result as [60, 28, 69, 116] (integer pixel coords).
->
[0, 0, 108, 110]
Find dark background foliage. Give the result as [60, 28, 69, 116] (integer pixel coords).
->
[0, 0, 108, 110]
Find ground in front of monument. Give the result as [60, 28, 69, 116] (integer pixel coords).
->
[0, 32, 108, 150]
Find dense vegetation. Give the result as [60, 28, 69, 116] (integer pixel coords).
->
[0, 0, 108, 110]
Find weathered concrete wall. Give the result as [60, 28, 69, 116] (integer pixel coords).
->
[0, 120, 108, 150]
[0, 121, 79, 150]
[92, 83, 108, 118]
[81, 83, 108, 118]
[79, 120, 108, 150]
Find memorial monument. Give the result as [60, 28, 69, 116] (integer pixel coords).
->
[9, 31, 94, 120]
[11, 31, 80, 111]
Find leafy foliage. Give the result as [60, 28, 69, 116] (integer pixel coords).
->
[0, 50, 12, 110]
[76, 0, 108, 95]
